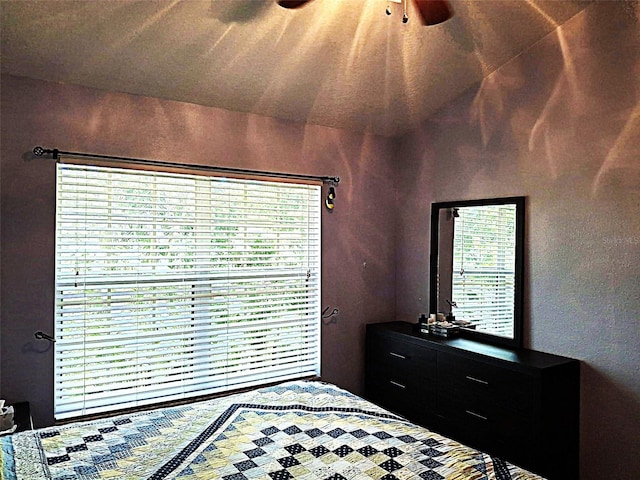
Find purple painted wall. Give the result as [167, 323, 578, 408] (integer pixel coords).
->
[1, 3, 639, 478]
[396, 4, 640, 479]
[0, 74, 397, 427]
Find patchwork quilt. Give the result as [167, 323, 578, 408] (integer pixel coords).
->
[1, 381, 543, 479]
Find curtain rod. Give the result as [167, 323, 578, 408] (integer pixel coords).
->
[32, 147, 340, 185]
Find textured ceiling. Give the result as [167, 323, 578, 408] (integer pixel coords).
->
[1, 0, 591, 136]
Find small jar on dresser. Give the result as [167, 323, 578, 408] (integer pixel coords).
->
[365, 321, 580, 480]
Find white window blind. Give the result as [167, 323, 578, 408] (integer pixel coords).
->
[55, 163, 321, 419]
[451, 204, 516, 337]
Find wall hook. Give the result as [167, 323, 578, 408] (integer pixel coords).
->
[34, 331, 56, 343]
[322, 306, 339, 324]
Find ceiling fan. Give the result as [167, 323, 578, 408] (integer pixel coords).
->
[277, 0, 453, 26]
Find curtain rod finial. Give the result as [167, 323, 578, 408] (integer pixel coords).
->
[33, 146, 59, 159]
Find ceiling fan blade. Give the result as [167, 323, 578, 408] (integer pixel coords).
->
[415, 0, 453, 25]
[277, 0, 313, 8]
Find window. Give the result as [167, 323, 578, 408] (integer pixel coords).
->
[55, 163, 321, 419]
[451, 204, 516, 337]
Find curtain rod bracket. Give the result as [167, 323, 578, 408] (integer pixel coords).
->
[33, 146, 338, 185]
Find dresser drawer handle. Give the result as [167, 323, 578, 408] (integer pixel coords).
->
[389, 352, 407, 360]
[465, 375, 489, 385]
[389, 380, 406, 389]
[465, 410, 488, 421]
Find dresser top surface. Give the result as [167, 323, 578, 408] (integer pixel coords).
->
[367, 321, 579, 369]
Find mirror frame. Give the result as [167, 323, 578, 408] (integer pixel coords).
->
[429, 196, 525, 348]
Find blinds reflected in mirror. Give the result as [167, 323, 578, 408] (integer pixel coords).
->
[451, 204, 517, 338]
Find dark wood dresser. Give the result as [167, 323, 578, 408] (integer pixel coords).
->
[365, 321, 580, 480]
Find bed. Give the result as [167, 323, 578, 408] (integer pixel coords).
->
[1, 380, 542, 479]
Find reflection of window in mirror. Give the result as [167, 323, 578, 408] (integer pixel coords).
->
[450, 204, 516, 338]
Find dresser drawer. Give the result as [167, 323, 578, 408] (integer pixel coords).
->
[366, 374, 435, 423]
[437, 390, 533, 438]
[437, 351, 534, 416]
[437, 396, 535, 468]
[367, 333, 437, 383]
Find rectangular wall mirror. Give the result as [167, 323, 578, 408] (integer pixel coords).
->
[429, 196, 525, 347]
